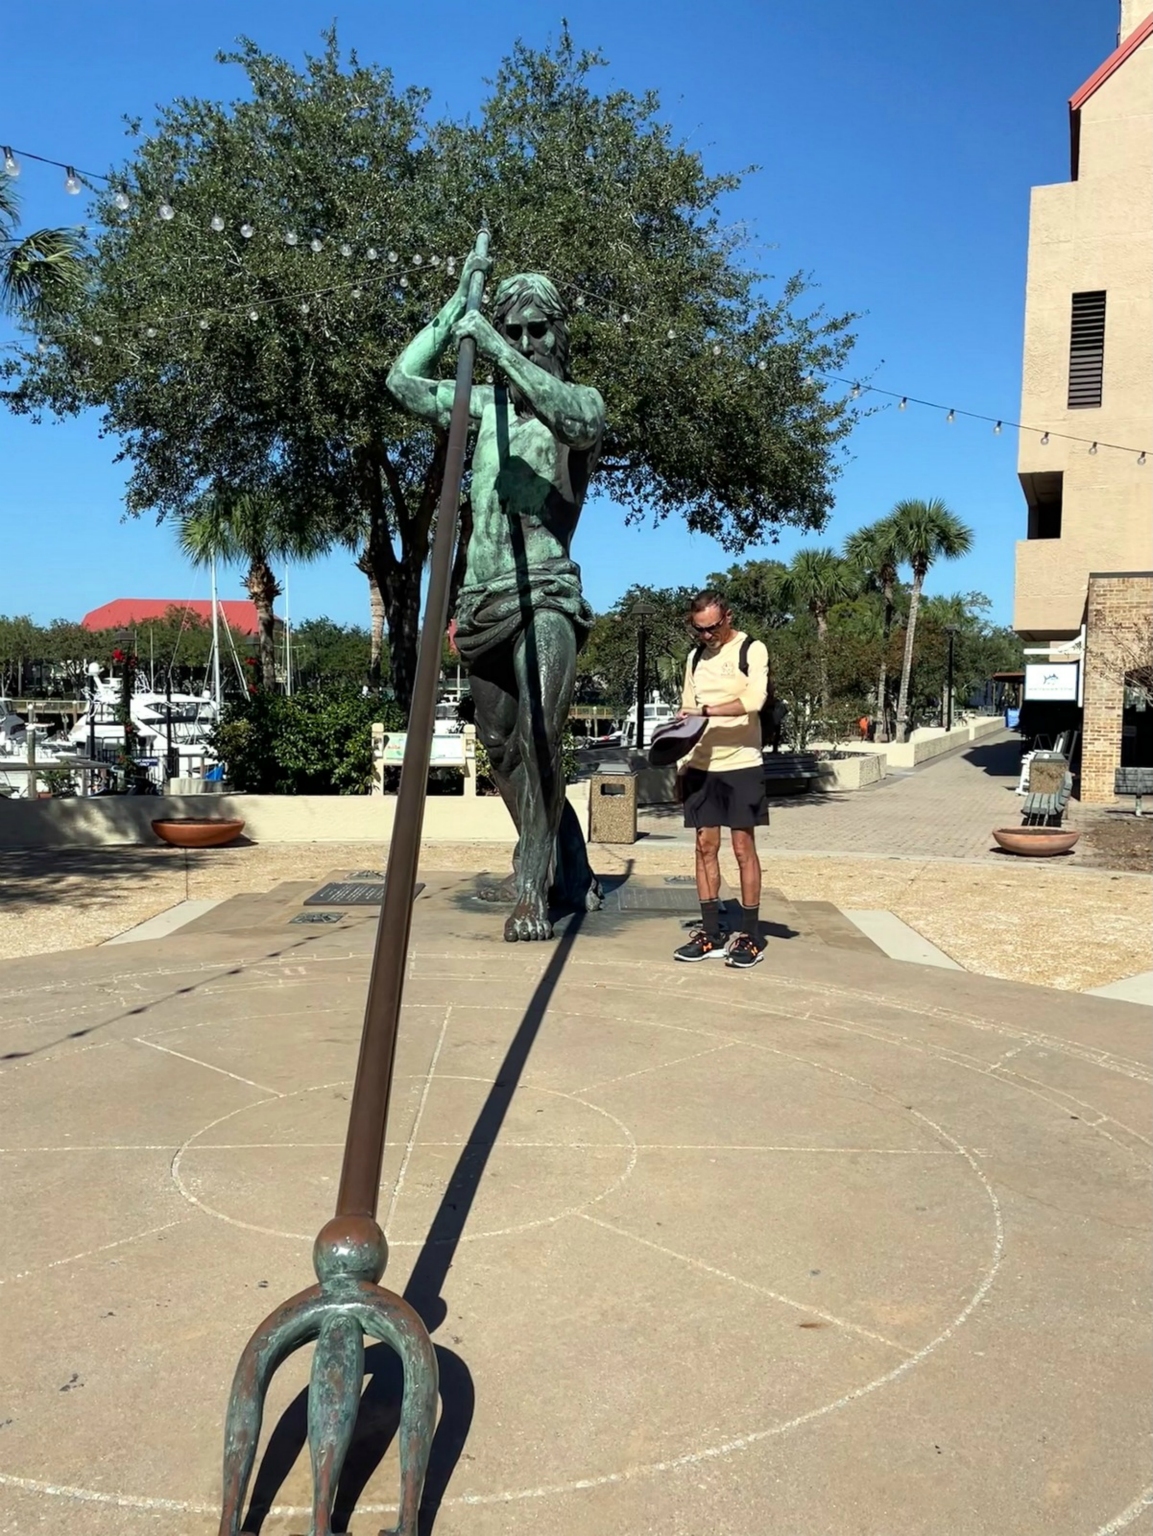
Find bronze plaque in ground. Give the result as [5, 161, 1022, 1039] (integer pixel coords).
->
[303, 882, 425, 907]
[617, 885, 701, 912]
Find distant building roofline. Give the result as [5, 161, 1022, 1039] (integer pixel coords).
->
[1068, 12, 1153, 178]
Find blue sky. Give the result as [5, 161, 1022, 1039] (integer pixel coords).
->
[1, 0, 1117, 628]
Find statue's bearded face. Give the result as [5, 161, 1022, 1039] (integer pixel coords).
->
[496, 300, 564, 379]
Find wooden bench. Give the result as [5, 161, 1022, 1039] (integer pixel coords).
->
[1022, 752, 1073, 826]
[763, 753, 823, 793]
[1115, 766, 1153, 816]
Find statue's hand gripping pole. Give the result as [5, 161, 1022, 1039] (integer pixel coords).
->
[216, 226, 491, 1536]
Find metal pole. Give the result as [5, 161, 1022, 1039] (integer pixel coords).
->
[215, 228, 490, 1536]
[635, 617, 648, 752]
[946, 629, 956, 731]
[165, 672, 177, 784]
[284, 566, 293, 697]
[210, 558, 223, 714]
[337, 229, 489, 1218]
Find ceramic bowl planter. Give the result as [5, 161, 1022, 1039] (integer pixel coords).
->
[992, 826, 1080, 857]
[152, 817, 245, 848]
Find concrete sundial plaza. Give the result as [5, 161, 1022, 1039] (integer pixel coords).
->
[1, 867, 1150, 1535]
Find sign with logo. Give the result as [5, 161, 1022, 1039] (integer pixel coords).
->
[1024, 662, 1080, 702]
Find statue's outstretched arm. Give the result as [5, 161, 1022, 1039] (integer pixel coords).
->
[387, 252, 493, 428]
[451, 311, 605, 451]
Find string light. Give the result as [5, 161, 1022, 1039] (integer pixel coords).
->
[113, 191, 130, 212]
[1089, 441, 1098, 454]
[946, 409, 955, 423]
[284, 231, 298, 247]
[850, 382, 861, 398]
[210, 214, 225, 233]
[158, 203, 174, 221]
[412, 253, 423, 266]
[993, 420, 1002, 434]
[240, 223, 254, 240]
[2, 147, 19, 177]
[339, 242, 352, 257]
[367, 247, 379, 261]
[1139, 453, 1147, 466]
[898, 397, 907, 409]
[310, 238, 323, 253]
[1041, 432, 1049, 444]
[63, 167, 82, 195]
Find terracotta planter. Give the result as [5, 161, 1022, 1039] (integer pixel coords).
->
[152, 817, 245, 848]
[992, 826, 1080, 857]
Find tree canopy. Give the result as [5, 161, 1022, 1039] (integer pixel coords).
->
[11, 27, 860, 706]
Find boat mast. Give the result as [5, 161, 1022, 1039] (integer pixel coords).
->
[210, 557, 223, 713]
[285, 565, 293, 697]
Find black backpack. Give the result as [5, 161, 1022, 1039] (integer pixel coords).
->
[691, 635, 782, 747]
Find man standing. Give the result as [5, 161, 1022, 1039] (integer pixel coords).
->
[673, 591, 769, 969]
[387, 252, 604, 942]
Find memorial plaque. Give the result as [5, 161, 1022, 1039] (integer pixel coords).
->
[290, 911, 345, 925]
[303, 881, 425, 908]
[348, 869, 385, 880]
[617, 884, 701, 912]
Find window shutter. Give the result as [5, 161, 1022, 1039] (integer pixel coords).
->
[1068, 290, 1106, 408]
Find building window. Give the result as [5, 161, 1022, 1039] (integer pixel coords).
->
[1068, 290, 1106, 408]
[1024, 471, 1063, 539]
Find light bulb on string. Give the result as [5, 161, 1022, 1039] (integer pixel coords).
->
[210, 215, 225, 233]
[387, 250, 398, 263]
[158, 203, 175, 221]
[1040, 432, 1049, 445]
[412, 253, 423, 266]
[299, 302, 310, 314]
[850, 382, 861, 398]
[91, 334, 103, 347]
[37, 339, 47, 354]
[1139, 452, 1147, 466]
[351, 287, 363, 299]
[145, 326, 157, 339]
[198, 318, 209, 330]
[429, 254, 440, 267]
[240, 223, 254, 239]
[946, 409, 955, 423]
[712, 344, 722, 356]
[339, 243, 352, 257]
[667, 328, 676, 341]
[113, 191, 130, 212]
[310, 238, 323, 253]
[898, 397, 907, 410]
[2, 147, 19, 177]
[367, 247, 379, 261]
[247, 309, 259, 322]
[757, 360, 767, 371]
[1089, 441, 1098, 454]
[993, 421, 1002, 434]
[620, 312, 630, 324]
[400, 275, 410, 288]
[284, 230, 299, 246]
[64, 166, 82, 195]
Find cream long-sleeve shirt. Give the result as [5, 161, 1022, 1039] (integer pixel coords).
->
[680, 631, 769, 772]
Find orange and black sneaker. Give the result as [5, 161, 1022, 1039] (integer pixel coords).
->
[673, 928, 728, 962]
[725, 933, 764, 970]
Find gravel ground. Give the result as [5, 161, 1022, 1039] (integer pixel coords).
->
[1, 837, 1148, 994]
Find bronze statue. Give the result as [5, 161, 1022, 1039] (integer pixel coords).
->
[389, 253, 604, 940]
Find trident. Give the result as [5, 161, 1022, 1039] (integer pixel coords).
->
[216, 226, 491, 1536]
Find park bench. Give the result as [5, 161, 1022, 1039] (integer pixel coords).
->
[763, 752, 824, 793]
[1021, 751, 1073, 826]
[1114, 765, 1153, 816]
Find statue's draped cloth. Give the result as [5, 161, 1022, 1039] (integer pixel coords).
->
[453, 557, 595, 664]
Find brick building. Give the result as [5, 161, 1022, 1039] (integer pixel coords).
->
[1013, 4, 1153, 801]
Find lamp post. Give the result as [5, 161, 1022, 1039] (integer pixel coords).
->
[945, 625, 958, 731]
[631, 598, 656, 751]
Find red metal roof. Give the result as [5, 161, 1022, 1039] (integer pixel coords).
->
[1068, 12, 1153, 177]
[81, 599, 268, 635]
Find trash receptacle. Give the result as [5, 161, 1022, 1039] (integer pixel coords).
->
[589, 771, 638, 844]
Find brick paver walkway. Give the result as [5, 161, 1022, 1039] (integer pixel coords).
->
[643, 732, 1031, 860]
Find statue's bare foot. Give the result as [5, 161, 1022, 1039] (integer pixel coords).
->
[477, 871, 518, 904]
[503, 893, 554, 943]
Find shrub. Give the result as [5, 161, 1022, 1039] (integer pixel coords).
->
[210, 687, 405, 795]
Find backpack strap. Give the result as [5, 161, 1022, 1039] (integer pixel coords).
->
[738, 635, 752, 676]
[690, 643, 706, 674]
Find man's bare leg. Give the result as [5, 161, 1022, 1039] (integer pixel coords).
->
[730, 828, 761, 907]
[695, 826, 722, 902]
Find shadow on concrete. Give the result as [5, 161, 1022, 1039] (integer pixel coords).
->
[0, 932, 323, 1061]
[244, 916, 585, 1534]
[0, 844, 185, 908]
[962, 739, 1025, 780]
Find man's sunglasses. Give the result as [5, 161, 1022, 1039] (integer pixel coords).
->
[504, 321, 549, 341]
[688, 619, 725, 636]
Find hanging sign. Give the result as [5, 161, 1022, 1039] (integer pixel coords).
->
[1024, 663, 1079, 702]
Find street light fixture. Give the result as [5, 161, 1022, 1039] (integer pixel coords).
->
[630, 598, 657, 751]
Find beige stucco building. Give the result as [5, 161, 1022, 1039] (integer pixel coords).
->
[1013, 3, 1153, 800]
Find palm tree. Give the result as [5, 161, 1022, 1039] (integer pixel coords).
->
[844, 515, 908, 740]
[890, 498, 974, 742]
[177, 490, 332, 690]
[1, 177, 86, 324]
[777, 548, 859, 709]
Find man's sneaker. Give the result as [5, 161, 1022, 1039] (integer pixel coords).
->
[673, 928, 728, 962]
[725, 933, 764, 969]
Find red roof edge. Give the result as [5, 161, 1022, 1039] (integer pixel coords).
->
[1068, 12, 1153, 178]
